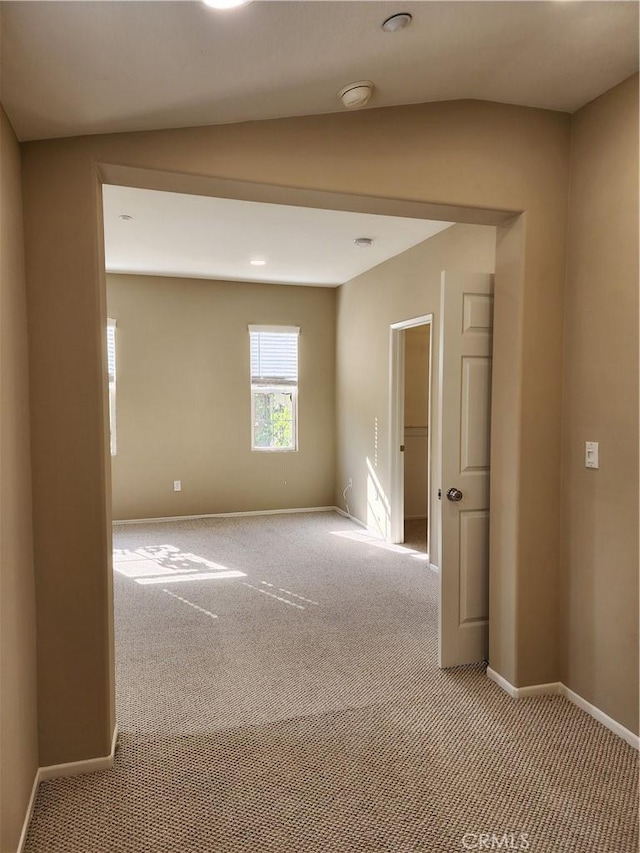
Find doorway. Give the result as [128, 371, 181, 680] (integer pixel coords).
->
[389, 314, 433, 557]
[94, 170, 519, 765]
[389, 272, 494, 669]
[402, 323, 431, 554]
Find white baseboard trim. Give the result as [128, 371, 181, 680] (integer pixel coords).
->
[333, 507, 368, 529]
[39, 724, 119, 781]
[429, 562, 440, 574]
[486, 668, 639, 749]
[114, 506, 338, 525]
[562, 685, 639, 750]
[486, 667, 562, 698]
[16, 772, 40, 853]
[16, 726, 118, 852]
[486, 666, 519, 697]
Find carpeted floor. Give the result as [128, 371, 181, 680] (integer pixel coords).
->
[404, 518, 427, 553]
[25, 512, 638, 852]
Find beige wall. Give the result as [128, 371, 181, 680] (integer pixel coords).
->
[0, 106, 38, 852]
[561, 75, 639, 734]
[336, 224, 496, 565]
[21, 98, 571, 764]
[404, 324, 430, 427]
[107, 274, 336, 520]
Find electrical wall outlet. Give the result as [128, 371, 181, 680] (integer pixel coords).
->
[173, 480, 182, 492]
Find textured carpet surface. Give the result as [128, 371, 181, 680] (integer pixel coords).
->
[403, 518, 427, 553]
[25, 512, 638, 852]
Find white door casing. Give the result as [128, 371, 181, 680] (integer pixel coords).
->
[438, 272, 494, 668]
[389, 315, 433, 546]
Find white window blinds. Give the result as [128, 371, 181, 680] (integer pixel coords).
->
[107, 320, 117, 383]
[106, 319, 117, 456]
[249, 326, 299, 387]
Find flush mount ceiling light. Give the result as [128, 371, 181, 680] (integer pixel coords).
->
[354, 237, 373, 248]
[250, 259, 266, 266]
[203, 0, 252, 9]
[382, 12, 412, 32]
[118, 214, 133, 221]
[338, 81, 374, 110]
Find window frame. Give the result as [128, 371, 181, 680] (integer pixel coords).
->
[249, 325, 299, 453]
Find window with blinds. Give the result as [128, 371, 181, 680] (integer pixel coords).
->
[249, 326, 299, 451]
[107, 320, 117, 456]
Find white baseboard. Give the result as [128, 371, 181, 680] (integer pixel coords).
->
[486, 666, 519, 697]
[16, 772, 40, 853]
[486, 668, 639, 749]
[487, 667, 562, 698]
[39, 723, 119, 781]
[115, 505, 374, 535]
[114, 506, 338, 525]
[333, 507, 368, 529]
[562, 685, 639, 750]
[16, 726, 118, 851]
[429, 562, 440, 574]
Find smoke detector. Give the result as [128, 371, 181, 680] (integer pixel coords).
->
[203, 0, 252, 8]
[382, 13, 412, 32]
[354, 237, 373, 248]
[338, 81, 374, 110]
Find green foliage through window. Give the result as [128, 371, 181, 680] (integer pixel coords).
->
[253, 389, 294, 449]
[249, 326, 299, 452]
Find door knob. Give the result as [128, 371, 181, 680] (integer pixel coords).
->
[446, 487, 463, 502]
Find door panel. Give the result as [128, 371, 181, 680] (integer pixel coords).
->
[439, 272, 494, 667]
[459, 509, 490, 625]
[461, 357, 492, 472]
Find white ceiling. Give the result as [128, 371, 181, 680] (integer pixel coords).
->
[103, 185, 453, 286]
[2, 1, 638, 142]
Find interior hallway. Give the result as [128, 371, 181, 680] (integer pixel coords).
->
[24, 513, 638, 852]
[404, 518, 428, 554]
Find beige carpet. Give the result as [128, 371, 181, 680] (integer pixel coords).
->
[404, 517, 428, 553]
[25, 512, 638, 852]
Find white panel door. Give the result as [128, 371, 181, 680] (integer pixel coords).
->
[439, 272, 494, 667]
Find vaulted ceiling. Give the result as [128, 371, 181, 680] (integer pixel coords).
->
[1, 1, 638, 142]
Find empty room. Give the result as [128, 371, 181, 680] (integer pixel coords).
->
[1, 2, 638, 852]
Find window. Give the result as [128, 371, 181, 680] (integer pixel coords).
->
[249, 325, 299, 451]
[107, 319, 117, 456]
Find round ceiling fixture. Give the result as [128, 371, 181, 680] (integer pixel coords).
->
[338, 81, 374, 110]
[382, 12, 412, 32]
[354, 237, 373, 248]
[202, 0, 252, 9]
[118, 214, 133, 221]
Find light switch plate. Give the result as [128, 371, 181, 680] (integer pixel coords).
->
[585, 442, 599, 469]
[173, 480, 182, 491]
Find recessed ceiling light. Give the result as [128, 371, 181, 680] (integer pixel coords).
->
[354, 237, 373, 248]
[119, 214, 133, 221]
[202, 0, 252, 9]
[250, 259, 267, 266]
[382, 13, 412, 33]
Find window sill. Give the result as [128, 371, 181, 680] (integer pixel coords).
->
[251, 447, 298, 453]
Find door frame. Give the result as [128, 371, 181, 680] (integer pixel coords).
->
[389, 314, 434, 550]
